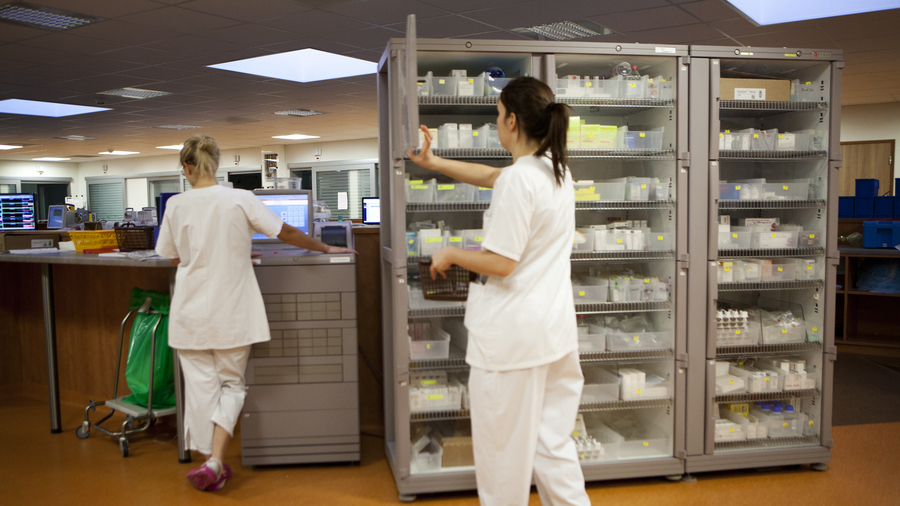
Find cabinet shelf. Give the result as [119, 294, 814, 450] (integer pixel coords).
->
[715, 388, 819, 404]
[409, 307, 466, 319]
[409, 148, 677, 160]
[719, 150, 827, 160]
[714, 435, 820, 453]
[718, 200, 825, 210]
[577, 200, 675, 211]
[579, 398, 672, 413]
[716, 342, 822, 358]
[718, 280, 824, 292]
[411, 409, 470, 422]
[409, 345, 468, 371]
[576, 301, 671, 314]
[418, 96, 677, 114]
[718, 247, 824, 258]
[579, 349, 674, 363]
[407, 202, 489, 212]
[719, 100, 827, 115]
[557, 97, 675, 112]
[571, 251, 675, 262]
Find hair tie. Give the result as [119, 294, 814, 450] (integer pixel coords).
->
[547, 101, 557, 108]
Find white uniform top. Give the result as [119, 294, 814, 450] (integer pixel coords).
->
[464, 155, 577, 372]
[155, 185, 284, 350]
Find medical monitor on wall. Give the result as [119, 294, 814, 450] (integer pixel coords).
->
[362, 197, 380, 225]
[0, 193, 36, 231]
[251, 189, 312, 242]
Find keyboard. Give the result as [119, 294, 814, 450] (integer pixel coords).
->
[8, 247, 60, 255]
[251, 244, 302, 252]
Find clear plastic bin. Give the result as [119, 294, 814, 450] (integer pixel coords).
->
[587, 423, 623, 461]
[796, 259, 818, 279]
[719, 183, 741, 200]
[752, 231, 798, 249]
[407, 179, 436, 203]
[650, 181, 669, 201]
[751, 129, 777, 150]
[716, 321, 760, 346]
[596, 182, 626, 200]
[472, 125, 487, 149]
[484, 77, 513, 97]
[622, 76, 647, 99]
[630, 130, 664, 149]
[406, 232, 419, 257]
[621, 379, 670, 401]
[409, 325, 451, 360]
[776, 131, 812, 151]
[462, 230, 484, 251]
[762, 323, 807, 344]
[457, 74, 484, 97]
[435, 183, 476, 203]
[731, 131, 752, 151]
[581, 368, 619, 403]
[591, 77, 622, 98]
[797, 231, 820, 247]
[762, 261, 797, 282]
[431, 76, 458, 96]
[761, 182, 810, 200]
[574, 181, 598, 199]
[409, 384, 461, 413]
[573, 283, 609, 303]
[411, 440, 443, 473]
[619, 431, 669, 459]
[557, 78, 588, 98]
[579, 323, 607, 352]
[719, 230, 751, 249]
[475, 187, 492, 202]
[607, 331, 672, 351]
[419, 234, 447, 256]
[625, 177, 651, 201]
[647, 233, 673, 251]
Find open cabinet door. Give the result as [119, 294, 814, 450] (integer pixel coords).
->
[395, 14, 419, 156]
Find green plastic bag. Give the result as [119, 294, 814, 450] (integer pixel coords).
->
[122, 288, 175, 409]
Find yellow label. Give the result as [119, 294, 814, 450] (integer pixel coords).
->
[754, 134, 759, 138]
[730, 428, 735, 432]
[574, 431, 580, 436]
[733, 233, 738, 238]
[479, 187, 490, 190]
[783, 422, 789, 427]
[809, 421, 814, 425]
[812, 327, 818, 332]
[588, 133, 594, 138]
[739, 362, 744, 366]
[468, 78, 474, 83]
[439, 79, 446, 84]
[730, 380, 734, 384]
[473, 131, 479, 136]
[641, 184, 647, 188]
[658, 235, 664, 241]
[782, 329, 787, 334]
[410, 180, 423, 184]
[425, 238, 442, 243]
[421, 379, 436, 385]
[427, 394, 443, 400]
[736, 330, 742, 335]
[643, 442, 649, 447]
[725, 130, 731, 133]
[808, 265, 813, 269]
[426, 344, 432, 349]
[784, 53, 798, 57]
[783, 185, 789, 190]
[736, 185, 741, 190]
[630, 83, 636, 88]
[772, 233, 777, 238]
[724, 267, 730, 272]
[810, 234, 815, 238]
[408, 239, 414, 244]
[778, 267, 783, 272]
[765, 377, 770, 382]
[617, 239, 623, 243]
[779, 134, 784, 139]
[438, 184, 455, 190]
[412, 185, 428, 190]
[579, 291, 585, 296]
[475, 236, 483, 241]
[586, 82, 592, 87]
[633, 336, 640, 341]
[645, 278, 650, 283]
[637, 389, 642, 393]
[806, 81, 812, 85]
[449, 237, 462, 243]
[640, 132, 646, 138]
[720, 133, 724, 138]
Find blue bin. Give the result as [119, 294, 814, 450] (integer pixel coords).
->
[875, 196, 894, 218]
[894, 197, 900, 218]
[856, 179, 879, 198]
[855, 197, 874, 218]
[896, 178, 900, 197]
[863, 221, 900, 248]
[839, 196, 854, 218]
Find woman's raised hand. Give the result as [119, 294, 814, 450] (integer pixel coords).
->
[408, 125, 437, 170]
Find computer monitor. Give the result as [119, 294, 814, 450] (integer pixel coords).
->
[252, 189, 312, 242]
[362, 197, 380, 225]
[0, 193, 36, 231]
[46, 205, 66, 229]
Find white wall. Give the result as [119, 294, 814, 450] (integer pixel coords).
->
[840, 102, 900, 180]
[125, 178, 150, 209]
[285, 139, 378, 165]
[0, 160, 78, 182]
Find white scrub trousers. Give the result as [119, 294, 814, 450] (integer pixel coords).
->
[177, 346, 251, 456]
[469, 351, 591, 506]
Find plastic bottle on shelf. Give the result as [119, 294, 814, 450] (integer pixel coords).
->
[627, 66, 641, 80]
[784, 405, 798, 433]
[612, 62, 631, 77]
[770, 405, 784, 434]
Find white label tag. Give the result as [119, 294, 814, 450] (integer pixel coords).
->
[655, 46, 677, 54]
[329, 256, 351, 263]
[31, 239, 53, 248]
[734, 88, 766, 100]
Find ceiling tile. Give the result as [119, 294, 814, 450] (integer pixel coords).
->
[449, 31, 531, 41]
[258, 9, 375, 37]
[0, 44, 76, 64]
[54, 55, 149, 74]
[418, 0, 527, 14]
[180, 0, 312, 22]
[677, 0, 742, 22]
[387, 15, 497, 38]
[260, 38, 363, 56]
[318, 27, 405, 51]
[459, 2, 578, 31]
[118, 6, 242, 34]
[709, 18, 776, 38]
[324, 0, 449, 26]
[70, 20, 184, 45]
[588, 6, 700, 33]
[0, 22, 52, 43]
[201, 24, 300, 47]
[99, 46, 191, 66]
[18, 33, 131, 55]
[36, 0, 163, 18]
[625, 23, 723, 44]
[838, 36, 900, 54]
[562, 0, 671, 18]
[144, 35, 247, 57]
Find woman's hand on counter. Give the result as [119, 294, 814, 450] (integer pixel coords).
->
[325, 245, 357, 255]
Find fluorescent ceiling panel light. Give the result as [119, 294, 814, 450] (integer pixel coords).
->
[155, 124, 200, 130]
[156, 145, 184, 150]
[514, 20, 614, 41]
[55, 135, 98, 141]
[0, 99, 110, 117]
[0, 2, 100, 31]
[209, 49, 377, 83]
[0, 144, 23, 150]
[275, 109, 326, 117]
[33, 157, 69, 161]
[272, 134, 320, 140]
[99, 87, 171, 99]
[724, 0, 900, 25]
[99, 151, 139, 155]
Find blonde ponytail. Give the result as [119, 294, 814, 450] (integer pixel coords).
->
[180, 135, 220, 178]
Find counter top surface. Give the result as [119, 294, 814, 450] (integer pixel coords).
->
[0, 250, 173, 267]
[839, 246, 900, 257]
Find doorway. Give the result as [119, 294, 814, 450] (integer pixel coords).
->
[20, 182, 69, 221]
[228, 172, 262, 191]
[839, 141, 895, 196]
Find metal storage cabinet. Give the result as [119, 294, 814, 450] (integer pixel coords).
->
[378, 23, 691, 499]
[685, 46, 842, 474]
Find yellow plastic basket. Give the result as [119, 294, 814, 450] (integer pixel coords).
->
[67, 230, 118, 252]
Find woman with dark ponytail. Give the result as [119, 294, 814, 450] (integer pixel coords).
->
[410, 77, 590, 506]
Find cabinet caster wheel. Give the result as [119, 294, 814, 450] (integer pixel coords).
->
[120, 438, 130, 457]
[681, 474, 697, 483]
[811, 463, 827, 472]
[76, 422, 90, 439]
[399, 494, 417, 502]
[666, 474, 682, 482]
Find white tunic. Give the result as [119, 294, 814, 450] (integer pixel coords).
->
[464, 155, 577, 372]
[155, 185, 284, 350]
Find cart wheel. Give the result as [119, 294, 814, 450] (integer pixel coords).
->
[76, 422, 90, 439]
[811, 463, 827, 472]
[398, 494, 417, 503]
[120, 438, 130, 457]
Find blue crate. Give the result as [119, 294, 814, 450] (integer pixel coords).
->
[896, 178, 900, 197]
[875, 196, 894, 218]
[855, 197, 874, 218]
[894, 197, 900, 218]
[839, 196, 854, 218]
[863, 221, 900, 248]
[856, 179, 879, 198]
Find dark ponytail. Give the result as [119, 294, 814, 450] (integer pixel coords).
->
[499, 77, 570, 186]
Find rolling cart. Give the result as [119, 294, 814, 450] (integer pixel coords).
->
[76, 293, 177, 457]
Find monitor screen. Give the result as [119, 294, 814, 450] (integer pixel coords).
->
[252, 189, 312, 240]
[362, 197, 380, 225]
[0, 193, 36, 231]
[47, 205, 66, 229]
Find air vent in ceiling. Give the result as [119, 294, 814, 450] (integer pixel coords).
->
[513, 20, 614, 41]
[155, 125, 200, 130]
[0, 2, 100, 31]
[99, 88, 171, 99]
[55, 135, 98, 141]
[275, 109, 326, 117]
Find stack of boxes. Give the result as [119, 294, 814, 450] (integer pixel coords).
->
[842, 178, 900, 248]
